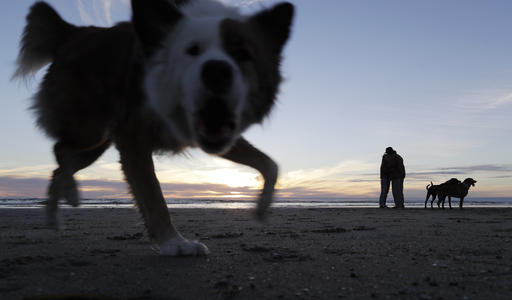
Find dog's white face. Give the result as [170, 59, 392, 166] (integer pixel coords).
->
[145, 16, 248, 154]
[132, 0, 294, 154]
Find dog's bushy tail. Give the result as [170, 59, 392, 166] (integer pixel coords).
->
[13, 2, 77, 79]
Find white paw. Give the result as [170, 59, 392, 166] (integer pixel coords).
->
[159, 235, 209, 256]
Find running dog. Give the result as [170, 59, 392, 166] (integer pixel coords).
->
[437, 178, 477, 209]
[14, 0, 294, 255]
[424, 178, 460, 208]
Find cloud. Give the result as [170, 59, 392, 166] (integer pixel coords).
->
[101, 0, 113, 25]
[277, 162, 512, 198]
[457, 89, 512, 111]
[406, 164, 512, 179]
[3, 157, 510, 200]
[0, 176, 48, 198]
[443, 164, 512, 173]
[0, 164, 56, 177]
[76, 0, 127, 26]
[76, 0, 271, 26]
[490, 175, 512, 179]
[488, 93, 512, 108]
[76, 0, 94, 25]
[2, 163, 512, 200]
[222, 0, 267, 6]
[0, 172, 377, 200]
[0, 175, 263, 199]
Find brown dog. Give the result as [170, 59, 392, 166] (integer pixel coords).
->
[424, 178, 460, 208]
[437, 178, 477, 209]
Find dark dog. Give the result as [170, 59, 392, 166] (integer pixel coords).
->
[424, 178, 460, 208]
[14, 0, 294, 255]
[437, 178, 477, 209]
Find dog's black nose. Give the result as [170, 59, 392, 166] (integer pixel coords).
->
[201, 60, 233, 95]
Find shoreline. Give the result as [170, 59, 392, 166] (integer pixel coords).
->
[1, 207, 511, 299]
[1, 198, 511, 210]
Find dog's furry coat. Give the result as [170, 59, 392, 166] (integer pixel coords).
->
[424, 178, 460, 208]
[437, 178, 477, 209]
[15, 0, 294, 255]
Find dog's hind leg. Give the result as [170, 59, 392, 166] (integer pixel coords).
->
[221, 137, 278, 221]
[448, 196, 452, 209]
[430, 194, 437, 208]
[46, 140, 110, 227]
[425, 183, 433, 208]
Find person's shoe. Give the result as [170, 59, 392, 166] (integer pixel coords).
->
[379, 205, 388, 208]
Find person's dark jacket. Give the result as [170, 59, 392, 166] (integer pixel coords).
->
[380, 151, 405, 179]
[380, 154, 391, 179]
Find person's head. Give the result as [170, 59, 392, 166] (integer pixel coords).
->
[385, 147, 395, 155]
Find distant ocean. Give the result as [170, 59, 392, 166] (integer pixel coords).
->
[1, 197, 511, 209]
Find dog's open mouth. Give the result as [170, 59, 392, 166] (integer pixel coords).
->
[195, 100, 236, 153]
[196, 119, 235, 153]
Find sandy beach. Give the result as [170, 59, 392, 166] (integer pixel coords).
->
[1, 207, 511, 300]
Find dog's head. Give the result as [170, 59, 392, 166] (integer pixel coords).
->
[463, 178, 477, 187]
[132, 0, 294, 154]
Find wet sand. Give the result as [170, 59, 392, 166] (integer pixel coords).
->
[1, 207, 511, 299]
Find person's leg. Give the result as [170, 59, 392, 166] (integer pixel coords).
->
[392, 178, 405, 208]
[379, 178, 390, 207]
[399, 178, 405, 207]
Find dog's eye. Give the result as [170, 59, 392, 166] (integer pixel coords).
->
[231, 47, 253, 62]
[186, 43, 201, 56]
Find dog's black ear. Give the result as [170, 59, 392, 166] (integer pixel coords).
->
[131, 0, 183, 57]
[249, 2, 294, 54]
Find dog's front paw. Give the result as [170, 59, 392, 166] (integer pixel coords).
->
[255, 189, 273, 221]
[62, 176, 80, 207]
[45, 207, 59, 230]
[159, 235, 209, 256]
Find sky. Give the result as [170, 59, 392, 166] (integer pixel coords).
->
[1, 0, 511, 201]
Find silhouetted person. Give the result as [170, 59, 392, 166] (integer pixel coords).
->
[379, 147, 405, 208]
